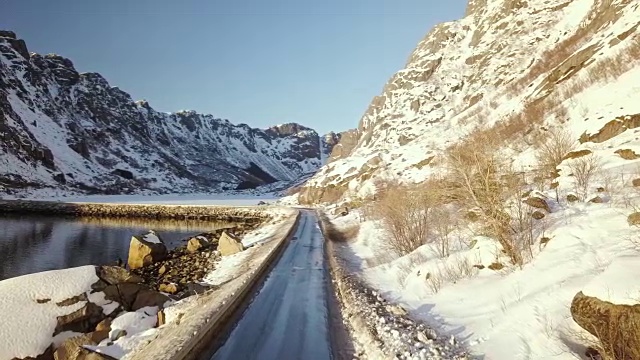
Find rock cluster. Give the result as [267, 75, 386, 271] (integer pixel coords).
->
[48, 265, 171, 360]
[129, 224, 258, 296]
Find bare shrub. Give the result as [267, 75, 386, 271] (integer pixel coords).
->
[372, 184, 437, 255]
[537, 129, 576, 177]
[444, 135, 528, 265]
[568, 155, 602, 200]
[431, 207, 459, 258]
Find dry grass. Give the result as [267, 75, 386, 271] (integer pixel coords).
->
[426, 257, 478, 293]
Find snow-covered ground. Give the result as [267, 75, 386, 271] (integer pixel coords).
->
[0, 265, 162, 360]
[331, 189, 640, 360]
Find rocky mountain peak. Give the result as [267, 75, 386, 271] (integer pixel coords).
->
[0, 30, 29, 60]
[265, 123, 315, 138]
[0, 31, 338, 195]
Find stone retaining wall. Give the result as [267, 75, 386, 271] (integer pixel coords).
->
[0, 200, 268, 222]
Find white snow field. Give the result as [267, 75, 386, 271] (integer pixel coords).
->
[331, 187, 640, 360]
[0, 266, 161, 360]
[0, 266, 99, 359]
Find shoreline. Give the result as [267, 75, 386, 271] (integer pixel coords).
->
[0, 199, 269, 222]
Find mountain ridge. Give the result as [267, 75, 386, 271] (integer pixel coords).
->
[0, 30, 345, 195]
[299, 0, 640, 204]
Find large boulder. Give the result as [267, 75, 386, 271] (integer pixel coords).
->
[524, 194, 551, 213]
[128, 230, 168, 270]
[218, 232, 244, 256]
[570, 291, 640, 360]
[187, 236, 209, 253]
[628, 212, 640, 226]
[54, 302, 105, 335]
[96, 265, 143, 285]
[103, 283, 170, 311]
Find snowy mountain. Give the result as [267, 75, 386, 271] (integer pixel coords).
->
[0, 30, 340, 195]
[300, 0, 640, 204]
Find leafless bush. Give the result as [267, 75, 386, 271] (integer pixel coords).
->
[431, 207, 459, 258]
[568, 155, 602, 200]
[444, 135, 527, 265]
[372, 183, 441, 255]
[537, 129, 576, 177]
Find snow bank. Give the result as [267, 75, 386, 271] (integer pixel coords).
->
[0, 266, 98, 359]
[338, 201, 640, 360]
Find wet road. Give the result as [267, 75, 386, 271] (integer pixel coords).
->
[208, 211, 333, 360]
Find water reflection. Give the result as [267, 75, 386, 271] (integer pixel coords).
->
[0, 215, 233, 281]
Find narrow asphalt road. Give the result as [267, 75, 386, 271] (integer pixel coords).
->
[206, 210, 335, 360]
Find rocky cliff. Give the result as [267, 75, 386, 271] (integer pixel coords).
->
[300, 0, 640, 204]
[0, 30, 339, 195]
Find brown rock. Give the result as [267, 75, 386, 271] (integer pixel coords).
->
[633, 178, 640, 187]
[218, 232, 244, 256]
[614, 148, 640, 160]
[562, 149, 592, 160]
[588, 196, 605, 204]
[128, 230, 168, 270]
[540, 237, 551, 246]
[187, 237, 208, 253]
[570, 291, 640, 360]
[531, 210, 545, 220]
[524, 195, 551, 213]
[103, 283, 142, 311]
[94, 318, 111, 332]
[579, 114, 640, 144]
[89, 330, 109, 343]
[488, 262, 504, 271]
[132, 289, 170, 311]
[54, 302, 105, 335]
[566, 194, 580, 202]
[158, 283, 178, 294]
[53, 334, 98, 360]
[97, 265, 143, 285]
[628, 212, 640, 226]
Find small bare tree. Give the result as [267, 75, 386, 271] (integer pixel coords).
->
[444, 135, 527, 265]
[431, 207, 458, 258]
[569, 155, 602, 200]
[372, 183, 437, 255]
[536, 128, 576, 178]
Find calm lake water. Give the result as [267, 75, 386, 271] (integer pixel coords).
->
[0, 215, 232, 281]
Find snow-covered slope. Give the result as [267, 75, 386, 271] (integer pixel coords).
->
[0, 30, 339, 195]
[300, 0, 640, 204]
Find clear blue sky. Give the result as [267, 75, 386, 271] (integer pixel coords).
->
[1, 0, 467, 134]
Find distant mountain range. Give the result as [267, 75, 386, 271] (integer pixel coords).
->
[0, 30, 345, 195]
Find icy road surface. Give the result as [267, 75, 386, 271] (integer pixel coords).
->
[207, 211, 333, 360]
